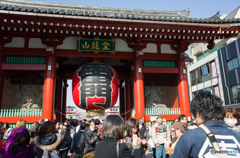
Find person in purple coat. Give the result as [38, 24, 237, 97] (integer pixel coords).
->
[3, 127, 34, 158]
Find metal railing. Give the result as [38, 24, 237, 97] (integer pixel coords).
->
[131, 108, 181, 117]
[0, 109, 43, 117]
[145, 108, 181, 115]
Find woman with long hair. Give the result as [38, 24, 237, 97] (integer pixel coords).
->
[3, 119, 34, 158]
[164, 122, 185, 155]
[124, 118, 148, 157]
[14, 119, 27, 129]
[223, 108, 240, 133]
[34, 121, 61, 158]
[84, 120, 99, 153]
[59, 121, 72, 158]
[3, 122, 13, 140]
[95, 115, 143, 158]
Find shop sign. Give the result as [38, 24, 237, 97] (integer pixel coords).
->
[77, 37, 115, 54]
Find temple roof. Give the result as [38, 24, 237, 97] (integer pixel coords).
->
[1, 0, 240, 23]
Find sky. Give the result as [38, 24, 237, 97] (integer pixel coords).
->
[31, 0, 239, 111]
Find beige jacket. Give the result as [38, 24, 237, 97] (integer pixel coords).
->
[152, 123, 170, 145]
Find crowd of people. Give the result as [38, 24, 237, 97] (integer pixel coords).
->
[0, 91, 239, 158]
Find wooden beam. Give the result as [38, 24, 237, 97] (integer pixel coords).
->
[142, 67, 178, 74]
[55, 50, 135, 60]
[2, 63, 46, 70]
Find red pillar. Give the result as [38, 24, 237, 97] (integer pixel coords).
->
[62, 80, 67, 123]
[134, 57, 145, 119]
[125, 79, 131, 120]
[178, 58, 191, 118]
[55, 78, 63, 122]
[42, 48, 56, 121]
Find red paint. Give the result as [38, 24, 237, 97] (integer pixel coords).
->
[142, 67, 178, 74]
[134, 57, 145, 119]
[178, 59, 191, 118]
[0, 116, 44, 124]
[2, 63, 45, 70]
[42, 52, 56, 121]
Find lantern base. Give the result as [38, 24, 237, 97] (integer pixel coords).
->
[87, 109, 105, 117]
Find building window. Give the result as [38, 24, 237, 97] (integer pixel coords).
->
[228, 57, 239, 71]
[231, 84, 240, 98]
[190, 70, 197, 86]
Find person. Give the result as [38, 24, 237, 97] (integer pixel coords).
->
[59, 121, 72, 158]
[139, 117, 146, 140]
[177, 115, 187, 124]
[70, 122, 86, 158]
[149, 121, 157, 158]
[223, 107, 240, 133]
[3, 132, 34, 158]
[3, 119, 34, 158]
[14, 119, 27, 129]
[3, 122, 13, 140]
[0, 122, 4, 139]
[29, 121, 38, 138]
[146, 121, 152, 141]
[164, 122, 185, 155]
[34, 121, 61, 158]
[52, 119, 57, 127]
[34, 118, 45, 137]
[56, 122, 61, 132]
[124, 118, 148, 156]
[170, 91, 240, 158]
[84, 120, 99, 153]
[152, 116, 170, 158]
[95, 115, 143, 158]
[173, 119, 178, 123]
[59, 123, 64, 134]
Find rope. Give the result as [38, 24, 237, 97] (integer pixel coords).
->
[55, 107, 135, 117]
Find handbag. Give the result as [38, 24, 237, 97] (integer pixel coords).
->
[147, 138, 155, 148]
[199, 124, 228, 158]
[82, 151, 95, 158]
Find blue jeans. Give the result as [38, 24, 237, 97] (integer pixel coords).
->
[156, 144, 166, 158]
[74, 153, 83, 158]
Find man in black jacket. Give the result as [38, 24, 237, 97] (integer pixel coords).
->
[70, 123, 86, 158]
[139, 117, 146, 139]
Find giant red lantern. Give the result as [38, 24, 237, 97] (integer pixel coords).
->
[72, 63, 118, 116]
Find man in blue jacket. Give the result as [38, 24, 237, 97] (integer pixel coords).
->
[170, 91, 240, 158]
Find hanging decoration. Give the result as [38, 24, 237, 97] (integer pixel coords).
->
[72, 62, 118, 116]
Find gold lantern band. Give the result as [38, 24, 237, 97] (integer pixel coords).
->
[87, 109, 105, 117]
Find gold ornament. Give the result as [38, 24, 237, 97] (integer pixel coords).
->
[87, 109, 105, 117]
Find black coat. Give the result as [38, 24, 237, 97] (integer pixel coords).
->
[84, 127, 99, 153]
[59, 131, 72, 151]
[70, 131, 85, 154]
[95, 139, 142, 158]
[140, 124, 146, 139]
[34, 133, 61, 158]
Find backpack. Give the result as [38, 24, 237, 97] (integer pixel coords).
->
[199, 124, 228, 158]
[42, 149, 60, 158]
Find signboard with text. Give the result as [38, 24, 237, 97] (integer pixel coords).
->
[77, 37, 115, 54]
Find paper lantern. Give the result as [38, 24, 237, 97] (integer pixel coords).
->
[72, 63, 118, 116]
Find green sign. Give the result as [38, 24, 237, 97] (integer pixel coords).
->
[77, 37, 115, 54]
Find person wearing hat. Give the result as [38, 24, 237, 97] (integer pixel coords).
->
[164, 122, 186, 155]
[152, 116, 170, 158]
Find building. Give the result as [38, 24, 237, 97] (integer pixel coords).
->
[66, 106, 77, 119]
[0, 0, 239, 125]
[187, 7, 240, 111]
[105, 105, 120, 115]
